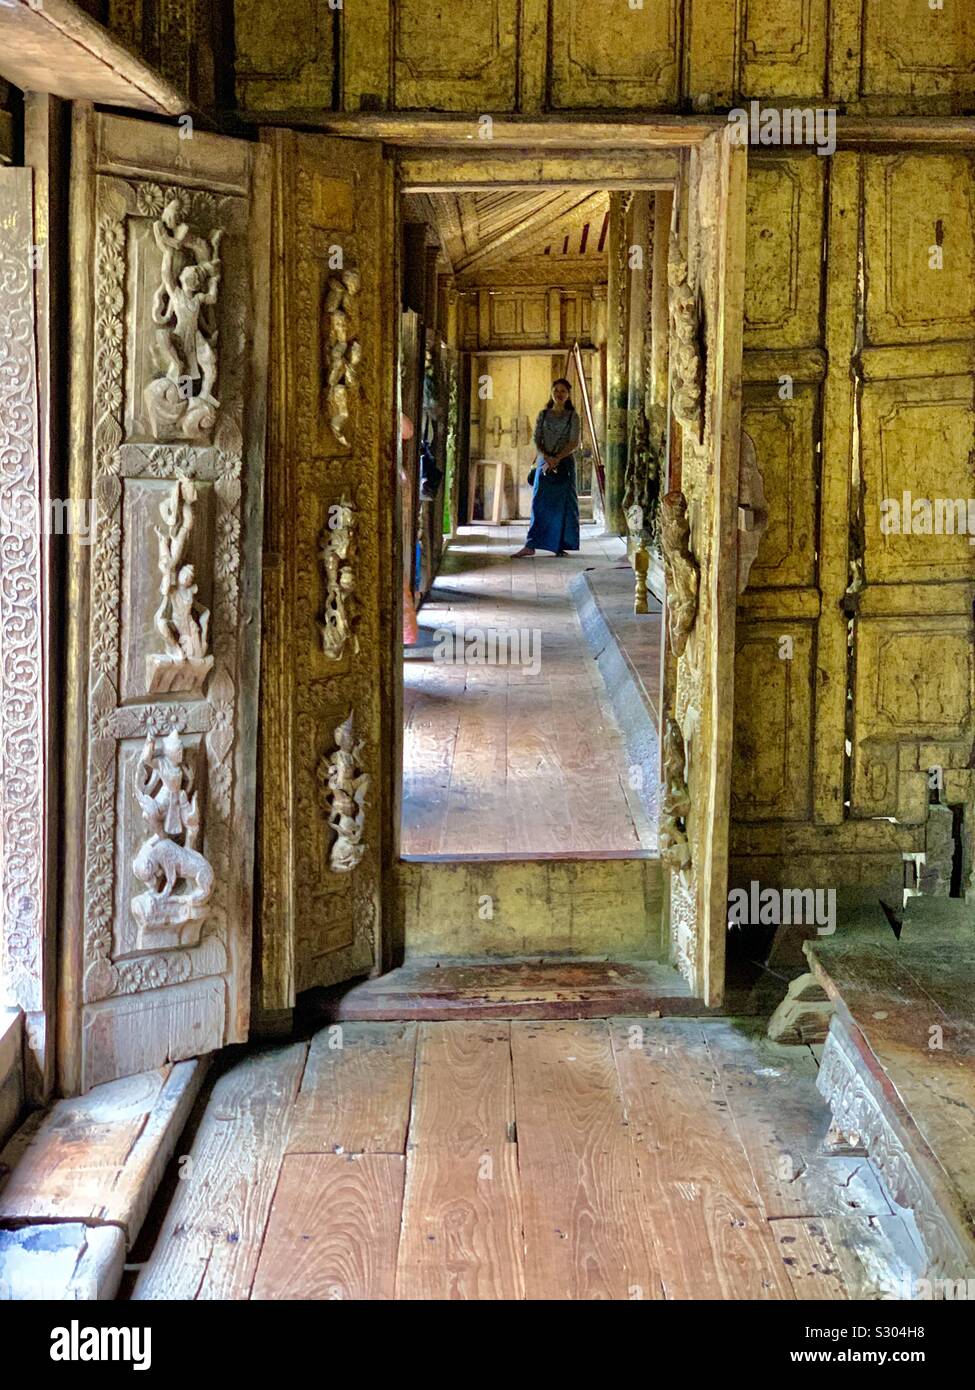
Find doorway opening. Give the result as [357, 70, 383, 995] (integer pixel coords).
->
[397, 185, 670, 871]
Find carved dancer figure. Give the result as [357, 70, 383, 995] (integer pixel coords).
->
[145, 196, 223, 440]
[147, 475, 213, 695]
[659, 717, 692, 878]
[323, 269, 362, 447]
[319, 712, 370, 873]
[318, 497, 357, 660]
[132, 727, 214, 942]
[668, 232, 704, 437]
[660, 490, 699, 657]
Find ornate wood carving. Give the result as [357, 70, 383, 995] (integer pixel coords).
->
[668, 229, 704, 439]
[661, 133, 747, 1007]
[63, 112, 269, 1093]
[144, 192, 224, 442]
[817, 1020, 975, 1282]
[660, 490, 699, 656]
[260, 132, 392, 1006]
[0, 169, 45, 1034]
[319, 712, 370, 873]
[132, 727, 214, 947]
[660, 717, 691, 879]
[317, 496, 358, 660]
[323, 269, 362, 448]
[147, 475, 214, 694]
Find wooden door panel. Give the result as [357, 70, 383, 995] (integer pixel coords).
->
[664, 129, 747, 1006]
[259, 131, 395, 1005]
[62, 109, 271, 1093]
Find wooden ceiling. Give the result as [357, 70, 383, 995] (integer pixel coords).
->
[407, 189, 609, 282]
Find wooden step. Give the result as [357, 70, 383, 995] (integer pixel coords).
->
[397, 854, 664, 959]
[300, 957, 708, 1023]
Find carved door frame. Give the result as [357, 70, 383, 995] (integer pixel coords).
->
[315, 130, 739, 995]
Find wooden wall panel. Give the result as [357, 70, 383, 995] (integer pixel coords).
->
[864, 154, 975, 348]
[394, 0, 519, 110]
[235, 0, 334, 112]
[739, 0, 828, 99]
[861, 374, 975, 585]
[744, 157, 824, 351]
[741, 384, 818, 589]
[862, 0, 975, 105]
[549, 0, 681, 109]
[731, 625, 814, 822]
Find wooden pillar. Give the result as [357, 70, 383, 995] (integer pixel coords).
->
[626, 191, 652, 438]
[402, 223, 427, 315]
[651, 191, 673, 413]
[423, 245, 440, 332]
[548, 287, 562, 346]
[604, 191, 632, 535]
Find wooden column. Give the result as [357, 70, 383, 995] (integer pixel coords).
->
[650, 191, 673, 413]
[626, 191, 652, 441]
[604, 191, 632, 535]
[403, 223, 427, 315]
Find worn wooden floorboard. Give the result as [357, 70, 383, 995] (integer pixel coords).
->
[286, 1022, 416, 1156]
[699, 1021, 895, 1222]
[403, 525, 650, 856]
[511, 1020, 663, 1300]
[251, 1152, 405, 1301]
[132, 1044, 307, 1301]
[609, 1019, 794, 1300]
[0, 1061, 203, 1247]
[127, 1019, 921, 1302]
[396, 1023, 524, 1299]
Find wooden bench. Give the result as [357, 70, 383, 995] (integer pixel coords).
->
[806, 924, 975, 1285]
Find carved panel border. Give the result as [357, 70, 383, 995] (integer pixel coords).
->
[817, 1019, 975, 1282]
[0, 170, 45, 1020]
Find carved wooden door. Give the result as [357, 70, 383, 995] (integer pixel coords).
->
[258, 132, 396, 1011]
[61, 109, 271, 1093]
[661, 128, 747, 1007]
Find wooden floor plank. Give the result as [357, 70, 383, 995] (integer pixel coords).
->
[396, 1022, 524, 1300]
[609, 1019, 794, 1300]
[511, 1020, 662, 1300]
[251, 1152, 405, 1301]
[403, 524, 649, 856]
[132, 1044, 307, 1301]
[772, 1218, 851, 1300]
[286, 1023, 416, 1156]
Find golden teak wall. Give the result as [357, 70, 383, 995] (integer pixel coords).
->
[733, 148, 975, 899]
[228, 0, 975, 117]
[102, 1, 974, 903]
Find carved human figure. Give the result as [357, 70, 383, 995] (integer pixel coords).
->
[320, 712, 370, 873]
[148, 476, 213, 694]
[318, 497, 357, 660]
[145, 196, 223, 440]
[132, 727, 213, 943]
[323, 269, 362, 447]
[668, 232, 704, 436]
[660, 490, 699, 657]
[659, 717, 692, 878]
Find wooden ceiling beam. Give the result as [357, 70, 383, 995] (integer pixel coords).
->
[0, 0, 187, 115]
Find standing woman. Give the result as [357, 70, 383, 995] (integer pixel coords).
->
[512, 378, 581, 558]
